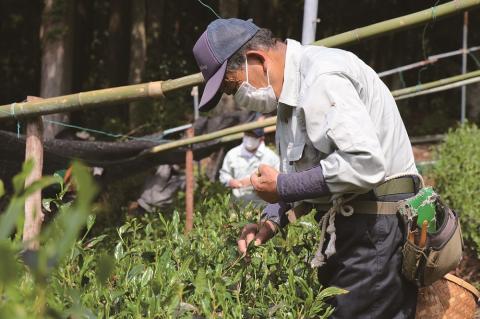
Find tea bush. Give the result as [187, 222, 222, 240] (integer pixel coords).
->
[431, 124, 480, 256]
[0, 163, 342, 318]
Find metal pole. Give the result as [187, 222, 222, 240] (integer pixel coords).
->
[184, 127, 194, 234]
[378, 46, 480, 77]
[461, 12, 469, 123]
[191, 86, 202, 174]
[192, 86, 199, 121]
[302, 0, 319, 44]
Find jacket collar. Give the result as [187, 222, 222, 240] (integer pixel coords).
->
[278, 39, 303, 107]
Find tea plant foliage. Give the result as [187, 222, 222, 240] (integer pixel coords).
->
[432, 123, 480, 255]
[0, 162, 343, 318]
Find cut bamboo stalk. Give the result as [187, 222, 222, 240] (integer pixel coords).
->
[0, 0, 478, 120]
[391, 70, 480, 97]
[184, 127, 194, 234]
[23, 96, 44, 250]
[0, 73, 204, 120]
[394, 76, 480, 101]
[148, 117, 276, 154]
[314, 0, 480, 48]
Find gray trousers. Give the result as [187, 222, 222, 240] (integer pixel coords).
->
[316, 212, 417, 319]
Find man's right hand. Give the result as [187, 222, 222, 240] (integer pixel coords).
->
[237, 220, 277, 255]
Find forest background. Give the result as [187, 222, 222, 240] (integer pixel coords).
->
[1, 0, 480, 140]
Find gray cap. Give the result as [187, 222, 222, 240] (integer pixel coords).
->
[193, 19, 259, 111]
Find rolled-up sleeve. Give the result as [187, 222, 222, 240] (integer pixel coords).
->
[301, 73, 386, 194]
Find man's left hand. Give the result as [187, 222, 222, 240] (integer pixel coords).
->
[250, 164, 280, 203]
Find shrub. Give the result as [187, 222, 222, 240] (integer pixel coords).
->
[431, 124, 480, 256]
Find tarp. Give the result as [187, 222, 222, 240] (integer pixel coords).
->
[0, 111, 257, 182]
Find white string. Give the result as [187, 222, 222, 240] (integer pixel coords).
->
[10, 102, 20, 139]
[244, 56, 249, 83]
[311, 194, 357, 268]
[266, 67, 271, 86]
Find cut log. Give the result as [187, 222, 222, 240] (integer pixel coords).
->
[23, 96, 45, 250]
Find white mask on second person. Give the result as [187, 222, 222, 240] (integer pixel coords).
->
[243, 135, 261, 152]
[234, 57, 278, 114]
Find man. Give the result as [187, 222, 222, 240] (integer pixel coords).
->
[219, 127, 280, 207]
[193, 19, 419, 318]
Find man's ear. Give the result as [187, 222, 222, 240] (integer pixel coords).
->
[245, 50, 269, 73]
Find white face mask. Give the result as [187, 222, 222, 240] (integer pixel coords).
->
[234, 57, 278, 113]
[243, 135, 261, 152]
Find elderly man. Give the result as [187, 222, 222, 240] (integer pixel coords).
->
[219, 127, 280, 207]
[193, 19, 419, 318]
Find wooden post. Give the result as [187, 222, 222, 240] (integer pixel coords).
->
[184, 127, 194, 234]
[23, 96, 44, 250]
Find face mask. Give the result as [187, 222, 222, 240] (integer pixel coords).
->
[234, 57, 278, 113]
[243, 135, 261, 152]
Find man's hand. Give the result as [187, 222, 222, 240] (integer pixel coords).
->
[250, 164, 280, 203]
[228, 179, 243, 188]
[237, 220, 277, 255]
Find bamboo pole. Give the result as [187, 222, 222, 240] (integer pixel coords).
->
[23, 96, 44, 250]
[395, 76, 480, 101]
[0, 0, 478, 121]
[148, 117, 276, 154]
[390, 69, 480, 97]
[0, 73, 204, 120]
[184, 127, 194, 234]
[148, 70, 480, 155]
[313, 0, 480, 47]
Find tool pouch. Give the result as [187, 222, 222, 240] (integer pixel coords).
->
[399, 194, 463, 287]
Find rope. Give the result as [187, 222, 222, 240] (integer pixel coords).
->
[398, 71, 407, 88]
[417, 0, 441, 86]
[0, 107, 171, 143]
[311, 172, 425, 268]
[311, 194, 356, 268]
[196, 0, 221, 19]
[7, 103, 20, 138]
[42, 119, 166, 143]
[469, 52, 480, 68]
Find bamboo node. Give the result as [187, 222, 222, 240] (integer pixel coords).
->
[353, 28, 361, 42]
[78, 92, 85, 106]
[147, 81, 164, 98]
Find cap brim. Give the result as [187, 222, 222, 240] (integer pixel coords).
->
[198, 61, 227, 112]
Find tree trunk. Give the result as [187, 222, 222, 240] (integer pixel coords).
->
[219, 0, 239, 18]
[107, 0, 130, 88]
[40, 0, 74, 140]
[146, 0, 164, 47]
[128, 0, 147, 129]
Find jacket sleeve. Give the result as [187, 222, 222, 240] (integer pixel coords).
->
[300, 72, 386, 194]
[218, 151, 234, 186]
[260, 201, 291, 228]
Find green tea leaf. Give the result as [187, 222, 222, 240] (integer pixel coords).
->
[96, 254, 115, 285]
[114, 242, 124, 260]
